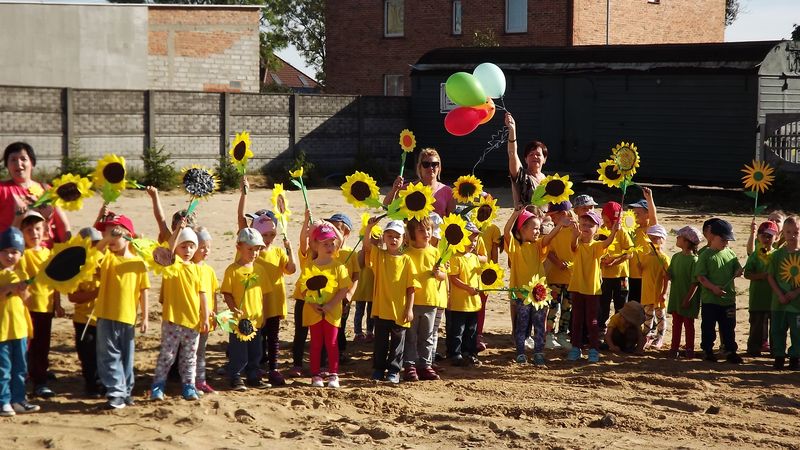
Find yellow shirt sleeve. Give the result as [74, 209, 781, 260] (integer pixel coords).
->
[0, 269, 33, 341]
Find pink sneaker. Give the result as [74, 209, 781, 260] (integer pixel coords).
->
[195, 381, 216, 394]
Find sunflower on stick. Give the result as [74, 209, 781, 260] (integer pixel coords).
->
[436, 214, 472, 265]
[92, 154, 144, 205]
[530, 174, 574, 207]
[289, 166, 311, 218]
[399, 129, 416, 177]
[597, 141, 641, 211]
[271, 183, 291, 236]
[181, 165, 220, 216]
[741, 160, 775, 217]
[229, 131, 254, 176]
[31, 173, 94, 212]
[216, 271, 262, 341]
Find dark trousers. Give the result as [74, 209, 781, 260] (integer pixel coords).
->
[570, 293, 600, 350]
[599, 277, 628, 333]
[446, 310, 478, 358]
[292, 299, 307, 367]
[700, 303, 737, 355]
[73, 321, 99, 392]
[28, 311, 53, 386]
[338, 301, 350, 352]
[373, 318, 406, 374]
[747, 311, 770, 355]
[260, 316, 281, 371]
[228, 330, 263, 382]
[353, 301, 374, 335]
[628, 278, 642, 303]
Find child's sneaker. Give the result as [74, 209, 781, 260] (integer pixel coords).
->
[653, 336, 665, 350]
[685, 349, 696, 359]
[125, 396, 135, 407]
[286, 366, 303, 378]
[33, 385, 55, 399]
[11, 400, 40, 413]
[150, 383, 165, 401]
[353, 333, 366, 343]
[403, 366, 419, 382]
[268, 370, 286, 387]
[761, 341, 771, 354]
[466, 355, 481, 366]
[545, 332, 561, 350]
[230, 378, 247, 392]
[386, 372, 400, 384]
[182, 384, 199, 401]
[555, 333, 572, 350]
[566, 347, 582, 361]
[668, 350, 680, 359]
[418, 366, 440, 381]
[246, 378, 271, 389]
[327, 374, 340, 388]
[451, 355, 465, 366]
[704, 351, 718, 362]
[105, 397, 126, 410]
[364, 332, 375, 343]
[532, 353, 547, 366]
[587, 349, 600, 363]
[476, 335, 487, 352]
[0, 403, 15, 417]
[524, 336, 535, 351]
[515, 354, 527, 364]
[371, 370, 386, 381]
[195, 381, 216, 394]
[311, 376, 325, 387]
[726, 353, 743, 365]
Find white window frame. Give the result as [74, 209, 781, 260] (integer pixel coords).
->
[384, 0, 404, 37]
[384, 74, 404, 96]
[505, 0, 527, 33]
[439, 83, 457, 113]
[452, 0, 462, 35]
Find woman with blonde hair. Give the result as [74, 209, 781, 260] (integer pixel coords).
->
[384, 148, 456, 217]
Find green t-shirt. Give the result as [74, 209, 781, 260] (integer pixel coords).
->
[743, 246, 773, 312]
[693, 247, 742, 306]
[667, 252, 700, 318]
[768, 247, 800, 313]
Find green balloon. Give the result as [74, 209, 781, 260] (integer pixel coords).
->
[445, 72, 486, 107]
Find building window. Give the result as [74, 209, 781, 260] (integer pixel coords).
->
[385, 0, 404, 37]
[384, 74, 404, 96]
[452, 1, 462, 35]
[270, 73, 282, 85]
[505, 0, 527, 33]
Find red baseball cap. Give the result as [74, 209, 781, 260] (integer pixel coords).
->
[758, 221, 779, 236]
[95, 213, 136, 236]
[601, 201, 622, 221]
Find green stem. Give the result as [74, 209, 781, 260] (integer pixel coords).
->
[343, 235, 364, 265]
[399, 152, 407, 178]
[753, 190, 758, 218]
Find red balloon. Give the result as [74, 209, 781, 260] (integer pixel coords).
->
[444, 106, 488, 136]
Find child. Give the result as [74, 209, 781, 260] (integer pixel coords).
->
[626, 187, 659, 303]
[543, 201, 575, 350]
[572, 194, 598, 217]
[145, 186, 196, 244]
[17, 210, 62, 398]
[505, 208, 551, 366]
[567, 210, 619, 363]
[639, 225, 670, 349]
[694, 219, 744, 364]
[299, 223, 351, 388]
[94, 213, 150, 409]
[150, 225, 208, 401]
[767, 215, 800, 370]
[192, 227, 219, 394]
[667, 226, 701, 359]
[598, 201, 632, 338]
[0, 227, 39, 416]
[744, 221, 778, 357]
[605, 301, 646, 354]
[364, 219, 417, 384]
[447, 220, 483, 366]
[67, 227, 103, 397]
[476, 196, 501, 351]
[326, 213, 360, 361]
[403, 216, 447, 381]
[353, 226, 382, 343]
[747, 210, 786, 255]
[221, 228, 273, 391]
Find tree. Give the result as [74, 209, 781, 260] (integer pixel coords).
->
[725, 0, 741, 26]
[265, 0, 325, 84]
[792, 23, 800, 41]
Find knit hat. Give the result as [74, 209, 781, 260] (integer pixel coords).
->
[676, 226, 701, 245]
[176, 227, 198, 246]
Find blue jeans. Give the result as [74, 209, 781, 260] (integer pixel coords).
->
[96, 319, 136, 400]
[228, 331, 263, 382]
[700, 303, 737, 355]
[0, 338, 28, 405]
[353, 301, 374, 335]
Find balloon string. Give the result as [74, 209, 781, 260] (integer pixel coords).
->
[472, 126, 509, 175]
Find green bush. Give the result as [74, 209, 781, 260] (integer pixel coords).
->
[141, 145, 178, 190]
[61, 151, 93, 178]
[215, 155, 241, 191]
[261, 149, 317, 186]
[350, 146, 390, 184]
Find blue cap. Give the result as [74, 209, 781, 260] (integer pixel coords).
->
[245, 209, 277, 225]
[709, 219, 736, 241]
[0, 227, 25, 252]
[327, 213, 353, 230]
[627, 199, 648, 210]
[547, 201, 572, 213]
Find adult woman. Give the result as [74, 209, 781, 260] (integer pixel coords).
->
[505, 113, 548, 209]
[0, 142, 70, 246]
[385, 148, 456, 217]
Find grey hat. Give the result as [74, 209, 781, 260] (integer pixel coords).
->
[572, 194, 598, 208]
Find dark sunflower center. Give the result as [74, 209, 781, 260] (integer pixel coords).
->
[458, 182, 477, 198]
[753, 171, 764, 181]
[445, 224, 464, 245]
[405, 191, 427, 212]
[184, 169, 215, 197]
[477, 206, 492, 222]
[44, 246, 85, 282]
[237, 318, 254, 335]
[604, 165, 621, 180]
[307, 275, 328, 291]
[152, 247, 174, 267]
[480, 269, 497, 286]
[233, 141, 247, 160]
[103, 162, 125, 184]
[544, 180, 565, 197]
[351, 181, 371, 201]
[56, 182, 82, 202]
[596, 234, 609, 241]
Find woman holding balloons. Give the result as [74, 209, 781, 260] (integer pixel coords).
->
[504, 113, 549, 210]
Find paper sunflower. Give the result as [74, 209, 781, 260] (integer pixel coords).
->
[229, 131, 253, 174]
[341, 171, 381, 208]
[741, 160, 775, 194]
[399, 129, 416, 153]
[471, 195, 498, 228]
[479, 262, 505, 290]
[359, 213, 383, 239]
[182, 166, 219, 200]
[452, 175, 483, 204]
[621, 210, 638, 234]
[27, 183, 44, 199]
[540, 174, 574, 204]
[93, 154, 127, 191]
[523, 274, 552, 310]
[233, 318, 257, 342]
[780, 253, 800, 288]
[271, 183, 291, 229]
[142, 243, 183, 279]
[298, 266, 338, 305]
[611, 142, 640, 177]
[289, 167, 304, 179]
[35, 235, 101, 294]
[49, 173, 94, 211]
[596, 227, 612, 242]
[440, 214, 472, 254]
[597, 159, 625, 188]
[394, 182, 435, 221]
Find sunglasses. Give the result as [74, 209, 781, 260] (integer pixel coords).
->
[421, 161, 440, 169]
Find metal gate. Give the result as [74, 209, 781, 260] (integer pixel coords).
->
[764, 113, 800, 165]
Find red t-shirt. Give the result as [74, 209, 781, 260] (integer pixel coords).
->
[0, 180, 67, 247]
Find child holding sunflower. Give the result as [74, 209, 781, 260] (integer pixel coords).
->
[475, 195, 501, 351]
[325, 213, 360, 361]
[543, 201, 576, 350]
[94, 213, 150, 409]
[744, 221, 778, 357]
[626, 187, 659, 303]
[638, 225, 670, 349]
[767, 215, 800, 370]
[447, 220, 483, 367]
[597, 202, 633, 338]
[145, 186, 197, 244]
[191, 227, 218, 394]
[666, 226, 701, 359]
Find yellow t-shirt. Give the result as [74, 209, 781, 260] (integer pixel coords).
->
[352, 265, 374, 303]
[601, 231, 633, 279]
[607, 313, 627, 333]
[19, 247, 54, 313]
[292, 247, 359, 300]
[0, 269, 33, 342]
[369, 247, 418, 327]
[568, 240, 605, 296]
[640, 249, 670, 307]
[95, 252, 151, 326]
[628, 228, 650, 279]
[221, 262, 272, 329]
[291, 251, 312, 300]
[256, 246, 290, 319]
[405, 245, 447, 308]
[196, 262, 219, 330]
[162, 262, 204, 330]
[478, 224, 501, 261]
[72, 275, 100, 325]
[300, 261, 352, 327]
[545, 227, 574, 285]
[448, 252, 482, 312]
[506, 236, 547, 288]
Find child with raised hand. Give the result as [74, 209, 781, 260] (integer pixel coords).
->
[289, 208, 315, 378]
[94, 213, 150, 409]
[505, 207, 551, 366]
[67, 227, 103, 398]
[748, 210, 786, 255]
[145, 186, 197, 244]
[299, 222, 352, 388]
[191, 226, 218, 394]
[447, 220, 483, 367]
[543, 201, 576, 350]
[605, 301, 646, 355]
[626, 187, 659, 303]
[17, 210, 62, 398]
[475, 196, 501, 352]
[0, 227, 39, 416]
[353, 225, 382, 344]
[639, 225, 670, 350]
[567, 210, 620, 363]
[364, 218, 417, 384]
[744, 221, 779, 357]
[598, 202, 633, 338]
[325, 213, 360, 361]
[767, 215, 800, 370]
[403, 216, 447, 381]
[694, 219, 744, 364]
[667, 226, 701, 359]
